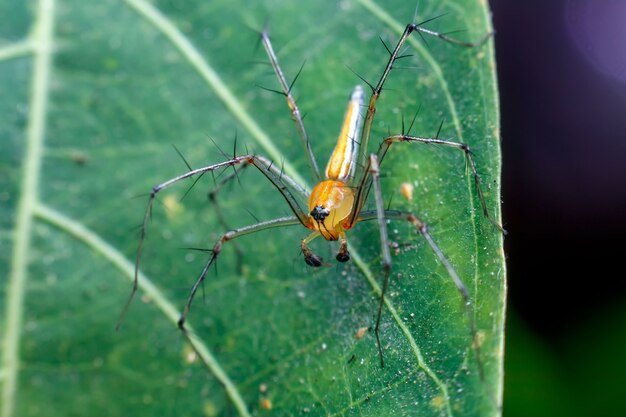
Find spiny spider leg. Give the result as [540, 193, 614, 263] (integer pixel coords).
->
[179, 216, 301, 328]
[350, 22, 499, 230]
[116, 155, 308, 330]
[208, 165, 250, 274]
[351, 134, 506, 234]
[208, 156, 310, 272]
[363, 155, 483, 377]
[366, 154, 392, 368]
[378, 134, 506, 234]
[355, 22, 492, 183]
[260, 31, 321, 180]
[413, 24, 493, 48]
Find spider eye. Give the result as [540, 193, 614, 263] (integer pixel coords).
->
[310, 205, 329, 221]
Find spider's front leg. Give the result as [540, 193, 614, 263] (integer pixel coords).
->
[354, 21, 493, 183]
[117, 154, 310, 330]
[207, 154, 312, 273]
[207, 164, 251, 274]
[178, 216, 301, 329]
[259, 30, 320, 180]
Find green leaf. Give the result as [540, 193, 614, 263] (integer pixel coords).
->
[1, 0, 505, 416]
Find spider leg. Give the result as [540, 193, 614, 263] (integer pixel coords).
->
[413, 23, 493, 48]
[179, 216, 302, 328]
[208, 165, 251, 274]
[116, 154, 309, 330]
[208, 158, 310, 273]
[336, 234, 350, 263]
[354, 22, 491, 189]
[360, 154, 484, 376]
[356, 24, 415, 182]
[378, 134, 506, 233]
[260, 31, 321, 180]
[301, 231, 323, 267]
[349, 133, 506, 233]
[366, 155, 393, 368]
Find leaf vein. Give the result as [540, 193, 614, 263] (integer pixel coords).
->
[123, 0, 307, 187]
[33, 203, 253, 417]
[349, 250, 454, 417]
[2, 1, 54, 416]
[0, 40, 33, 62]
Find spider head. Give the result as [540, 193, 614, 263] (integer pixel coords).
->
[307, 180, 355, 241]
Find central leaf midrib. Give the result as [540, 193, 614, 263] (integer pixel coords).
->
[2, 1, 54, 417]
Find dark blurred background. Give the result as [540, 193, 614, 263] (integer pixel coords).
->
[492, 1, 626, 416]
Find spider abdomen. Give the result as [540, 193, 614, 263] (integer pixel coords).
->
[325, 85, 364, 181]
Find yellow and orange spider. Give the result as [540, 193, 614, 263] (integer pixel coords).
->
[119, 22, 503, 368]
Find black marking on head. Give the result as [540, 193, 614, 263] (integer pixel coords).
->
[310, 205, 330, 221]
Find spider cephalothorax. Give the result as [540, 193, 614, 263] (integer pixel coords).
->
[306, 179, 355, 241]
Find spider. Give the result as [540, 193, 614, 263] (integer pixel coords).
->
[119, 21, 504, 369]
